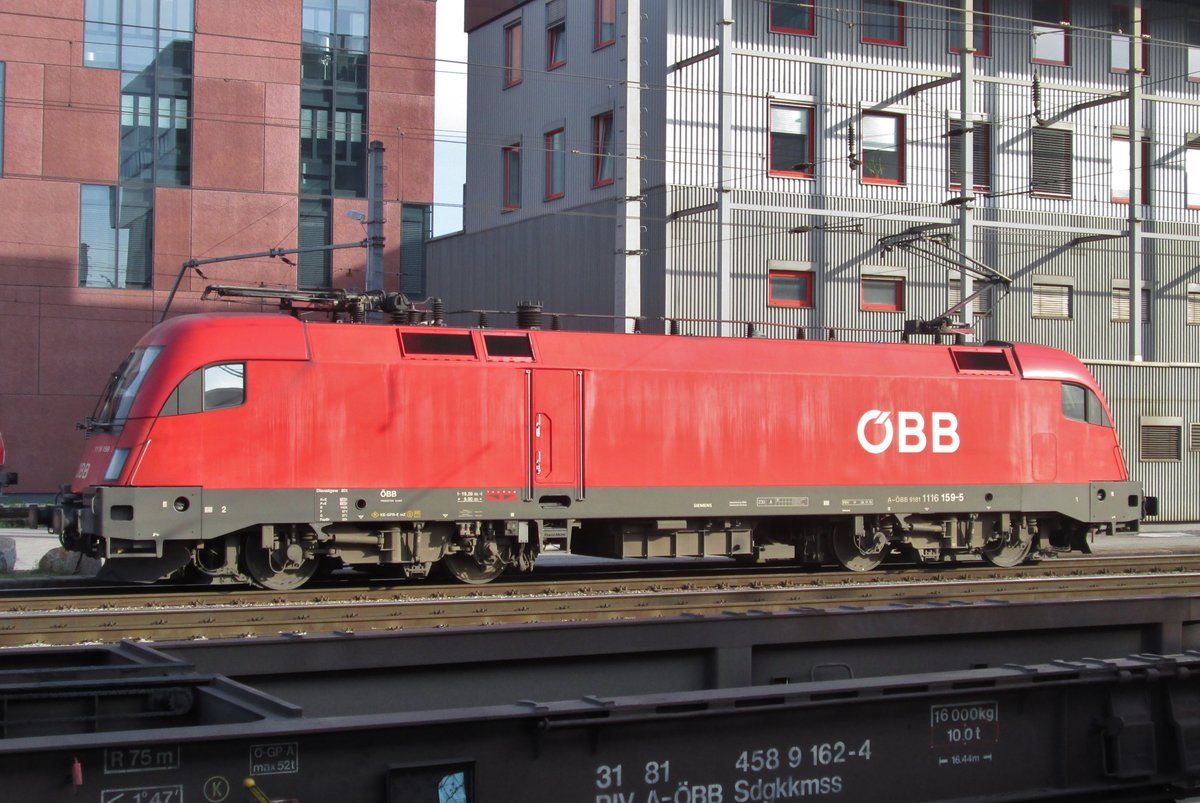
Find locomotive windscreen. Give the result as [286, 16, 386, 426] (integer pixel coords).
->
[89, 346, 163, 430]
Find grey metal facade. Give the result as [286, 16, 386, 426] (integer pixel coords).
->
[432, 0, 1200, 520]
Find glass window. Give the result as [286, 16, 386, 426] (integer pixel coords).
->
[1111, 283, 1150, 322]
[159, 0, 193, 41]
[400, 203, 430, 297]
[593, 112, 614, 187]
[948, 121, 990, 191]
[86, 0, 194, 186]
[948, 278, 992, 316]
[596, 0, 615, 48]
[1031, 1, 1069, 65]
[300, 106, 332, 194]
[1189, 285, 1200, 325]
[1111, 4, 1148, 74]
[331, 108, 366, 196]
[1087, 391, 1112, 427]
[302, 0, 334, 43]
[769, 104, 814, 177]
[861, 112, 903, 184]
[1111, 134, 1149, 204]
[120, 0, 158, 75]
[545, 127, 565, 200]
[770, 0, 814, 36]
[93, 346, 164, 427]
[1061, 383, 1086, 422]
[301, 0, 369, 198]
[84, 0, 121, 68]
[768, 269, 815, 308]
[504, 20, 523, 87]
[336, 0, 369, 52]
[0, 62, 4, 176]
[79, 185, 154, 289]
[203, 363, 245, 411]
[861, 275, 904, 311]
[1063, 385, 1110, 426]
[503, 143, 521, 209]
[1189, 20, 1200, 81]
[1188, 138, 1200, 209]
[298, 197, 331, 289]
[947, 0, 989, 55]
[547, 4, 566, 70]
[1030, 127, 1072, 197]
[1032, 280, 1072, 319]
[861, 0, 904, 45]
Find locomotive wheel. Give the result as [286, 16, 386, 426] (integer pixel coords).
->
[242, 533, 318, 590]
[981, 530, 1034, 568]
[442, 552, 506, 584]
[831, 529, 886, 572]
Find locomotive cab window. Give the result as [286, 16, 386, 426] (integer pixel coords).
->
[203, 363, 246, 411]
[92, 346, 164, 428]
[1062, 383, 1111, 427]
[159, 362, 245, 416]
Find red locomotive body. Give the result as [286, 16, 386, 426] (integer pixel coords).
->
[34, 312, 1147, 588]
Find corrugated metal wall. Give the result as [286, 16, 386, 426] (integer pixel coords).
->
[428, 198, 619, 327]
[463, 0, 624, 232]
[433, 0, 1200, 519]
[1089, 362, 1200, 522]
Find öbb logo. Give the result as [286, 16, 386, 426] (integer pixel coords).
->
[856, 410, 961, 454]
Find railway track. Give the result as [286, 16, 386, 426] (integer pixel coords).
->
[2, 553, 1197, 647]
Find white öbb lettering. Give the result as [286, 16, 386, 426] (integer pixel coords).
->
[857, 410, 961, 455]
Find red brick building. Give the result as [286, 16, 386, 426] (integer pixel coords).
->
[0, 0, 435, 491]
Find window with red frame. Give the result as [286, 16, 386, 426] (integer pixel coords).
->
[504, 20, 523, 87]
[770, 0, 815, 36]
[1111, 5, 1149, 74]
[1187, 137, 1200, 209]
[547, 3, 566, 70]
[769, 104, 815, 177]
[545, 128, 565, 200]
[768, 269, 815, 308]
[1031, 1, 1069, 65]
[948, 121, 991, 192]
[1189, 20, 1200, 81]
[502, 143, 521, 210]
[947, 0, 989, 56]
[1111, 134, 1150, 204]
[861, 0, 903, 45]
[861, 112, 904, 185]
[861, 275, 904, 311]
[596, 0, 615, 48]
[592, 112, 614, 187]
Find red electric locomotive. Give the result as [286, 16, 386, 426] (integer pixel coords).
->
[32, 295, 1149, 589]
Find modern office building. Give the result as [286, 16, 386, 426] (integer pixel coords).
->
[430, 0, 1200, 520]
[0, 0, 435, 491]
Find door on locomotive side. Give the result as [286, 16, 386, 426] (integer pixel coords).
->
[528, 369, 582, 499]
